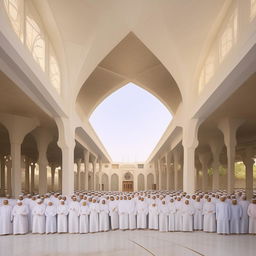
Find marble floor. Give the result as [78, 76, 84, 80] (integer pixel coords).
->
[0, 230, 255, 256]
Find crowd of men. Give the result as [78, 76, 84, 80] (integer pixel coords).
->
[0, 190, 256, 235]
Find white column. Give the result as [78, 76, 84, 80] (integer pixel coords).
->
[242, 148, 255, 200]
[55, 117, 75, 196]
[98, 159, 102, 191]
[166, 152, 171, 190]
[154, 161, 159, 190]
[173, 150, 181, 191]
[209, 138, 223, 191]
[198, 152, 211, 192]
[50, 164, 56, 191]
[30, 162, 36, 193]
[182, 119, 200, 194]
[6, 156, 12, 195]
[158, 159, 162, 190]
[92, 157, 97, 190]
[76, 159, 81, 191]
[34, 128, 53, 195]
[84, 150, 89, 191]
[11, 143, 22, 197]
[218, 118, 243, 194]
[58, 169, 62, 192]
[0, 155, 6, 196]
[24, 157, 30, 193]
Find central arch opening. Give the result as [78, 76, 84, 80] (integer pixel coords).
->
[89, 82, 172, 162]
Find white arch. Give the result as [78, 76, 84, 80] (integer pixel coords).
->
[147, 173, 154, 190]
[111, 173, 119, 191]
[102, 173, 109, 191]
[137, 173, 145, 191]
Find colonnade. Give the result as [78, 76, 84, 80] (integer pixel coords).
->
[154, 118, 255, 200]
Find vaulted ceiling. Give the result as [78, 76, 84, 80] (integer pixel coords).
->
[33, 0, 228, 104]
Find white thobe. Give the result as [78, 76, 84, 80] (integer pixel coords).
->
[118, 200, 129, 230]
[128, 200, 136, 230]
[159, 204, 169, 232]
[28, 200, 36, 231]
[230, 204, 242, 234]
[32, 204, 46, 234]
[109, 200, 119, 230]
[203, 202, 216, 232]
[99, 204, 109, 231]
[239, 200, 250, 233]
[247, 203, 256, 234]
[193, 201, 203, 230]
[68, 201, 80, 233]
[168, 203, 176, 231]
[11, 205, 29, 234]
[45, 205, 57, 233]
[79, 205, 90, 233]
[182, 204, 195, 231]
[174, 201, 183, 231]
[148, 205, 159, 230]
[57, 205, 68, 233]
[137, 201, 148, 229]
[0, 205, 12, 235]
[89, 203, 99, 232]
[216, 202, 231, 234]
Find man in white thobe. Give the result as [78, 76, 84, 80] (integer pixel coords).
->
[168, 199, 176, 232]
[118, 196, 129, 230]
[182, 200, 195, 232]
[216, 197, 231, 234]
[174, 197, 183, 231]
[57, 200, 68, 233]
[32, 199, 46, 234]
[203, 197, 216, 232]
[79, 201, 90, 234]
[11, 201, 29, 235]
[0, 200, 13, 235]
[28, 196, 37, 232]
[68, 197, 80, 233]
[230, 199, 242, 234]
[137, 198, 148, 229]
[247, 199, 256, 234]
[109, 196, 119, 230]
[128, 196, 136, 230]
[148, 203, 159, 230]
[193, 197, 203, 230]
[89, 198, 99, 233]
[99, 199, 109, 232]
[239, 195, 250, 233]
[159, 200, 169, 232]
[45, 201, 57, 234]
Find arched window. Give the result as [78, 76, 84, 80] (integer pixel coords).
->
[251, 0, 256, 21]
[198, 55, 215, 94]
[49, 46, 61, 94]
[219, 10, 238, 62]
[4, 0, 24, 42]
[25, 16, 45, 71]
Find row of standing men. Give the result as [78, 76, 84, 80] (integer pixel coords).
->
[0, 190, 256, 235]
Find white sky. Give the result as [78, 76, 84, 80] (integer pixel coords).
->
[89, 83, 172, 162]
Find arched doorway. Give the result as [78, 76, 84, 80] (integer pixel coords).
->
[123, 172, 133, 192]
[111, 173, 119, 191]
[102, 173, 109, 191]
[147, 173, 154, 190]
[137, 173, 145, 191]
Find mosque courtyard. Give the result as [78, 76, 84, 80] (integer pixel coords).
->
[1, 230, 255, 256]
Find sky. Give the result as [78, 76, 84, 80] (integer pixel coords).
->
[89, 83, 172, 163]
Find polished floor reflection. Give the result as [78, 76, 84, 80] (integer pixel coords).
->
[0, 230, 255, 256]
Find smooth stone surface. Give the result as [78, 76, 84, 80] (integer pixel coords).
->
[0, 230, 255, 256]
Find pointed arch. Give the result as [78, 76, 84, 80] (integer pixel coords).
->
[75, 32, 182, 121]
